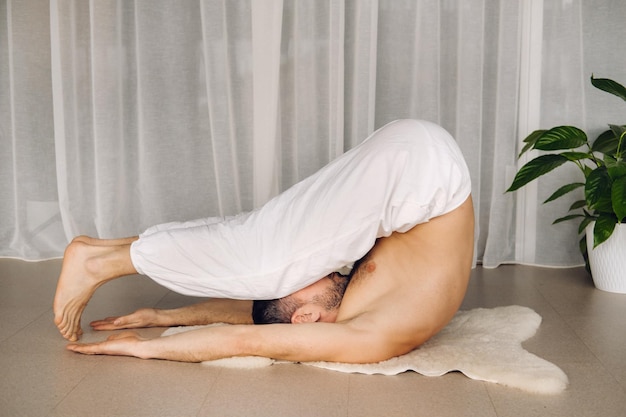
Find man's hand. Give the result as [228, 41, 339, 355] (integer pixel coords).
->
[90, 300, 254, 331]
[66, 331, 148, 358]
[90, 308, 163, 331]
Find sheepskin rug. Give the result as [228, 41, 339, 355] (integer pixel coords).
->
[162, 305, 568, 394]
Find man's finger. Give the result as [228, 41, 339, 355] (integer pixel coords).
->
[66, 342, 100, 355]
[66, 332, 140, 356]
[90, 316, 119, 325]
[90, 316, 138, 330]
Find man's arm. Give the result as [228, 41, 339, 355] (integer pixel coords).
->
[68, 316, 398, 364]
[89, 299, 254, 330]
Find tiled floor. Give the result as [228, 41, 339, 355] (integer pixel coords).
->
[1, 259, 625, 417]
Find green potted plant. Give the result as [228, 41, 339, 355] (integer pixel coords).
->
[507, 75, 626, 293]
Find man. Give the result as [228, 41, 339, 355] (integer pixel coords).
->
[54, 119, 474, 364]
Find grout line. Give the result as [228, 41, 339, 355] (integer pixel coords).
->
[528, 272, 626, 394]
[0, 307, 55, 345]
[481, 381, 500, 417]
[345, 374, 352, 417]
[195, 367, 224, 417]
[152, 290, 172, 309]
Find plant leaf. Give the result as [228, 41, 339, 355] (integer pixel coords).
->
[609, 124, 626, 140]
[591, 129, 618, 154]
[569, 199, 587, 211]
[553, 214, 583, 224]
[523, 129, 547, 143]
[611, 175, 626, 221]
[579, 234, 590, 274]
[605, 157, 626, 180]
[534, 126, 587, 151]
[591, 75, 626, 102]
[507, 154, 569, 192]
[593, 214, 617, 248]
[578, 216, 594, 234]
[518, 141, 534, 157]
[543, 182, 584, 203]
[560, 151, 592, 161]
[519, 129, 547, 157]
[585, 166, 613, 212]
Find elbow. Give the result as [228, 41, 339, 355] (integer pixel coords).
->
[367, 328, 437, 363]
[338, 336, 421, 364]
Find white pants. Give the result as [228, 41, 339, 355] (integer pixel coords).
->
[130, 119, 471, 300]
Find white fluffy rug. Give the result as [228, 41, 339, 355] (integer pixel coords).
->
[162, 305, 568, 394]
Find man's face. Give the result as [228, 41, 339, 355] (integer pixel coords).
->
[314, 273, 350, 308]
[290, 273, 349, 323]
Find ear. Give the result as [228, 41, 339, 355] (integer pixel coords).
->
[290, 305, 322, 324]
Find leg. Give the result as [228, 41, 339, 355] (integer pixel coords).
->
[53, 238, 138, 341]
[130, 120, 471, 301]
[54, 218, 241, 341]
[89, 299, 253, 330]
[72, 235, 138, 246]
[54, 220, 229, 340]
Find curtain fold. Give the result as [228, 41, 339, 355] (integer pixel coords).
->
[2, 0, 62, 259]
[2, 0, 626, 269]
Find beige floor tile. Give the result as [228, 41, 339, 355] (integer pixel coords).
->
[0, 259, 59, 342]
[564, 316, 626, 386]
[0, 396, 25, 417]
[0, 335, 100, 417]
[346, 372, 497, 417]
[487, 360, 626, 417]
[51, 358, 219, 417]
[197, 365, 350, 417]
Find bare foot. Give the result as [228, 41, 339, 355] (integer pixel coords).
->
[53, 241, 102, 341]
[53, 239, 135, 341]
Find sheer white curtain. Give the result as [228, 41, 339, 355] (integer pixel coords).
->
[2, 0, 626, 269]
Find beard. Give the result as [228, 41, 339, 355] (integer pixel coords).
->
[313, 274, 349, 311]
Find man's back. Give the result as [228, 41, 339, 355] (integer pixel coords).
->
[334, 196, 474, 361]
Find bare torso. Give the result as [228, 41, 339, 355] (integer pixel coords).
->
[335, 196, 475, 357]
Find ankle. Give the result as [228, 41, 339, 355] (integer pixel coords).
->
[84, 252, 105, 280]
[68, 240, 109, 283]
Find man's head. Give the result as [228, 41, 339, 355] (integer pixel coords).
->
[252, 273, 349, 324]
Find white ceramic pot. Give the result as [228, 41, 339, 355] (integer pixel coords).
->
[586, 223, 626, 294]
